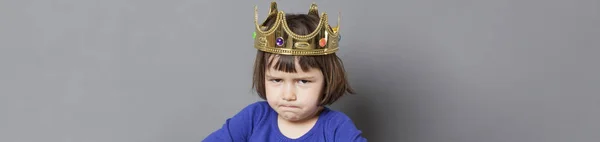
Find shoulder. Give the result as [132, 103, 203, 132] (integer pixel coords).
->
[321, 108, 368, 142]
[238, 101, 272, 122]
[202, 101, 273, 141]
[241, 101, 270, 112]
[321, 108, 354, 126]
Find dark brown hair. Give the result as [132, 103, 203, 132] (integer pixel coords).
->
[252, 14, 354, 106]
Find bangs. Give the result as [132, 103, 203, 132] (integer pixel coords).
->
[265, 52, 320, 73]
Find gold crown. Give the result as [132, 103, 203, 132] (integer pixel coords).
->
[253, 2, 341, 56]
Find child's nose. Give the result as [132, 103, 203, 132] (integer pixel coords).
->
[281, 83, 296, 101]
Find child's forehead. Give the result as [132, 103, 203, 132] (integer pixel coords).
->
[265, 68, 322, 79]
[266, 66, 314, 74]
[266, 62, 321, 75]
[264, 53, 323, 75]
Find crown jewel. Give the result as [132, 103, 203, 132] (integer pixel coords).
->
[254, 2, 341, 56]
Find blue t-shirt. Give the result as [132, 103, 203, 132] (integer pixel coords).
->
[203, 101, 367, 142]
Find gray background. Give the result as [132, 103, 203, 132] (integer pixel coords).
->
[1, 0, 599, 142]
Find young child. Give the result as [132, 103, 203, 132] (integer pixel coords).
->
[203, 2, 367, 142]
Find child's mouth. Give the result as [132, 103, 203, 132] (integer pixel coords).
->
[280, 105, 299, 108]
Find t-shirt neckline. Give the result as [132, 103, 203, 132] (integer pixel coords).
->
[272, 107, 330, 141]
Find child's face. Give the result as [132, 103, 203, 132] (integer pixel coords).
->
[264, 58, 324, 122]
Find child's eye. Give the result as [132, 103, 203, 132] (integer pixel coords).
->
[270, 79, 282, 83]
[298, 80, 311, 84]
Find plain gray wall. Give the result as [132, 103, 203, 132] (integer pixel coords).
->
[1, 0, 599, 142]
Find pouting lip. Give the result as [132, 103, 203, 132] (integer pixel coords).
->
[279, 105, 299, 108]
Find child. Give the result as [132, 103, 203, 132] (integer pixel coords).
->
[203, 2, 367, 142]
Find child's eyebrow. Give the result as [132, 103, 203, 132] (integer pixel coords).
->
[265, 74, 315, 80]
[295, 76, 315, 80]
[265, 74, 277, 78]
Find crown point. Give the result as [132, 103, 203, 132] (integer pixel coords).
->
[308, 3, 319, 17]
[269, 2, 278, 14]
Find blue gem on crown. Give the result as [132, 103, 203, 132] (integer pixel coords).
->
[276, 37, 284, 46]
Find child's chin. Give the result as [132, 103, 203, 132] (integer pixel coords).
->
[278, 113, 301, 121]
